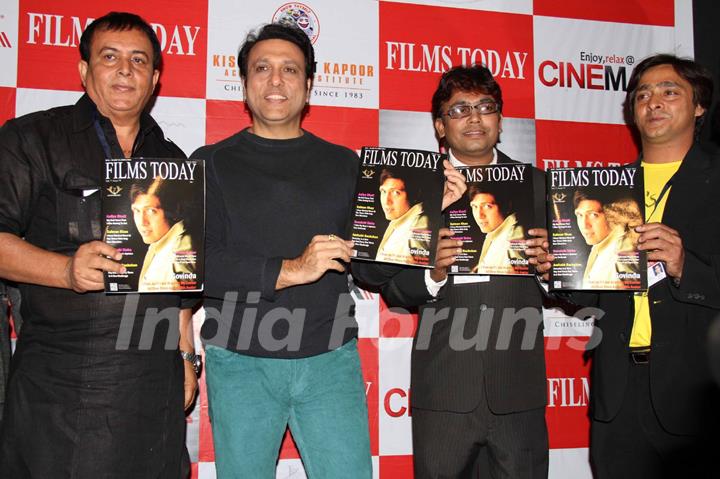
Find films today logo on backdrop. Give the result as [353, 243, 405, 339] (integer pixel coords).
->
[379, 2, 534, 116]
[24, 13, 200, 55]
[547, 376, 590, 408]
[18, 4, 206, 96]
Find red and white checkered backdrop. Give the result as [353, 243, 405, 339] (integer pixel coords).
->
[0, 0, 695, 477]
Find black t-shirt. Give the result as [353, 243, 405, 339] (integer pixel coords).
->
[193, 128, 360, 358]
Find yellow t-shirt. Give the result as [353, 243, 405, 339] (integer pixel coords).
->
[629, 160, 682, 348]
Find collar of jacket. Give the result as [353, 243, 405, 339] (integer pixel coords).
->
[71, 93, 159, 139]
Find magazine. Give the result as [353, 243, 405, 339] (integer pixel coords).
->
[548, 166, 646, 291]
[448, 163, 537, 275]
[350, 147, 446, 267]
[102, 158, 205, 293]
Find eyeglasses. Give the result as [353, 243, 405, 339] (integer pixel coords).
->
[444, 100, 499, 119]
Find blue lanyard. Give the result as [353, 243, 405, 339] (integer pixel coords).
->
[93, 115, 114, 159]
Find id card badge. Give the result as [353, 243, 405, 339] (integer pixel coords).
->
[453, 275, 491, 285]
[647, 261, 667, 287]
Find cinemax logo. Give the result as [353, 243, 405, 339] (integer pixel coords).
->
[0, 31, 11, 48]
[538, 59, 629, 92]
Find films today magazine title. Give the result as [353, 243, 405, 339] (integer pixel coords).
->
[548, 166, 647, 291]
[448, 163, 537, 276]
[102, 158, 205, 293]
[350, 147, 445, 268]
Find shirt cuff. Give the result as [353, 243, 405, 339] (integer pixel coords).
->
[424, 269, 447, 297]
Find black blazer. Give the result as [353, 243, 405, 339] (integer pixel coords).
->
[362, 151, 548, 414]
[570, 143, 720, 435]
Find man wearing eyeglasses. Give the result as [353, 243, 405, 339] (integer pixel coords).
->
[375, 65, 551, 478]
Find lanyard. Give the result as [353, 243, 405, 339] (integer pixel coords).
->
[93, 114, 114, 159]
[646, 175, 674, 222]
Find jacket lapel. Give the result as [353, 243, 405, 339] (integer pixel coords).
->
[660, 144, 713, 232]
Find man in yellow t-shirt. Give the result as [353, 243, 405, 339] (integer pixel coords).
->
[572, 54, 720, 477]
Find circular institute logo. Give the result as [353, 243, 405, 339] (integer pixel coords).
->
[272, 2, 320, 44]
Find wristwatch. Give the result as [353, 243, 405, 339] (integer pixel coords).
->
[180, 350, 202, 376]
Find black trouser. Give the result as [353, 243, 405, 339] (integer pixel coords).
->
[591, 358, 717, 478]
[412, 394, 548, 478]
[0, 286, 186, 478]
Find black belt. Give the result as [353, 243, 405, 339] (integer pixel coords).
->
[629, 347, 651, 364]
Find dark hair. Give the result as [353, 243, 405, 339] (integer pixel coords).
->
[467, 184, 511, 217]
[79, 12, 162, 70]
[379, 168, 422, 206]
[573, 188, 608, 210]
[130, 177, 184, 225]
[624, 53, 713, 136]
[238, 23, 316, 81]
[431, 65, 503, 121]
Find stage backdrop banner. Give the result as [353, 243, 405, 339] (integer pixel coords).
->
[0, 1, 694, 477]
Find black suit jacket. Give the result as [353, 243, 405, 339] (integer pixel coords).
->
[570, 143, 720, 435]
[362, 151, 548, 414]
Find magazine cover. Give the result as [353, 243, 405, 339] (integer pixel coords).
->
[350, 147, 446, 267]
[102, 158, 205, 293]
[548, 166, 647, 291]
[448, 163, 537, 275]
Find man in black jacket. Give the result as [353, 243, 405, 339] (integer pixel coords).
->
[569, 54, 720, 478]
[374, 65, 551, 479]
[0, 12, 197, 478]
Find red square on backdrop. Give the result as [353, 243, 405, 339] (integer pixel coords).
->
[379, 297, 417, 339]
[204, 99, 250, 145]
[534, 0, 674, 26]
[535, 120, 639, 169]
[380, 2, 534, 118]
[303, 105, 379, 152]
[544, 336, 592, 449]
[0, 86, 16, 125]
[359, 338, 380, 456]
[17, 0, 207, 98]
[379, 455, 414, 479]
[205, 100, 379, 152]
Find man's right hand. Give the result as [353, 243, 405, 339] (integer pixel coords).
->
[430, 228, 463, 283]
[525, 228, 554, 281]
[276, 234, 354, 289]
[66, 240, 125, 293]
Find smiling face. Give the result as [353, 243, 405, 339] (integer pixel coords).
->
[470, 192, 505, 233]
[380, 178, 411, 220]
[132, 193, 171, 244]
[78, 27, 159, 124]
[434, 90, 502, 166]
[633, 64, 704, 148]
[243, 38, 311, 139]
[575, 199, 610, 245]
